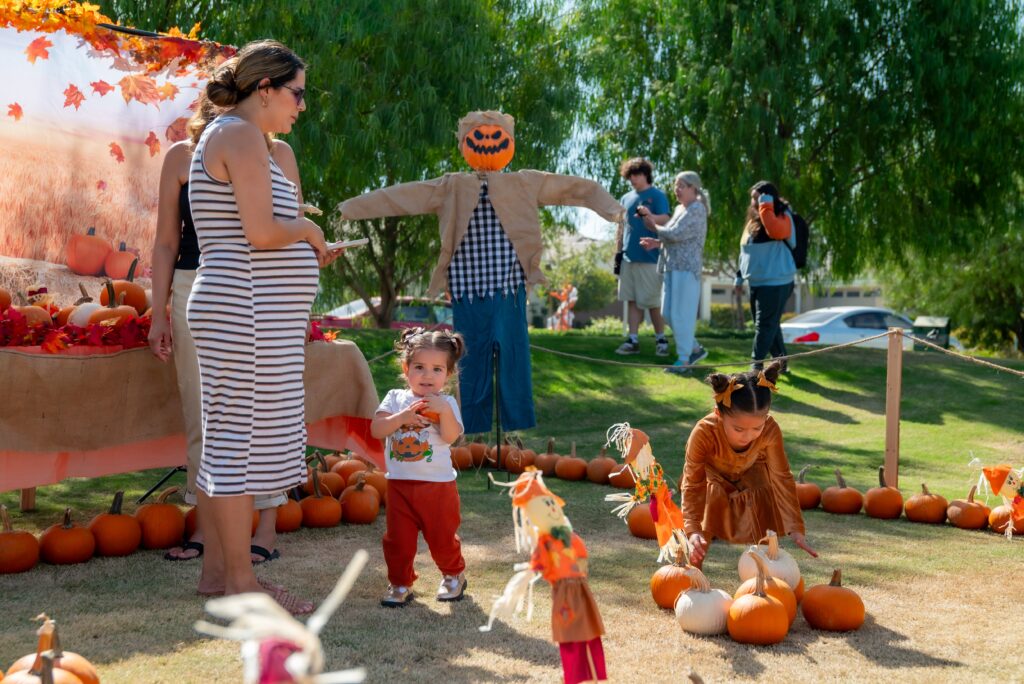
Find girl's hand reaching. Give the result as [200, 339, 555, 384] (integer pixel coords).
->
[395, 400, 430, 429]
[789, 531, 818, 558]
[688, 533, 708, 567]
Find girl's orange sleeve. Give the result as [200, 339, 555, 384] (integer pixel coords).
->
[757, 199, 793, 240]
[763, 423, 806, 535]
[682, 423, 714, 535]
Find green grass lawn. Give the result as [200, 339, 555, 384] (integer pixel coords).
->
[2, 330, 1022, 682]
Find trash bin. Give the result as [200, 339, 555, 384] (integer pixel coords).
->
[912, 316, 950, 351]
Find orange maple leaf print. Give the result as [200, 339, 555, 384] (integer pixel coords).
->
[7, 103, 22, 121]
[91, 80, 114, 96]
[63, 84, 86, 110]
[165, 117, 188, 142]
[109, 142, 125, 163]
[118, 73, 160, 106]
[25, 37, 53, 64]
[144, 131, 161, 157]
[157, 82, 179, 101]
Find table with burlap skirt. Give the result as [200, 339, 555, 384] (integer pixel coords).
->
[0, 340, 383, 507]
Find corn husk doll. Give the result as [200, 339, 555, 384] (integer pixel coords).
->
[481, 468, 607, 684]
[603, 423, 686, 562]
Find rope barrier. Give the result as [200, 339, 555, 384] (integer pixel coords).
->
[902, 333, 1024, 379]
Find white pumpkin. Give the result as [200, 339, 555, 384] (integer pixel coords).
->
[737, 529, 801, 589]
[68, 302, 103, 327]
[674, 567, 733, 636]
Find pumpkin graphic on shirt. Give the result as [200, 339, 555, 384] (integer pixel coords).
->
[390, 428, 433, 462]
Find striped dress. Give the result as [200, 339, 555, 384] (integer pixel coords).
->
[186, 115, 319, 497]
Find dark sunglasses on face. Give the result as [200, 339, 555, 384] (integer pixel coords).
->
[278, 84, 305, 105]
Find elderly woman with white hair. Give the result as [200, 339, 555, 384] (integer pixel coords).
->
[638, 171, 710, 373]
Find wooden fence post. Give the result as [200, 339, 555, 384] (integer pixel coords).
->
[884, 328, 903, 488]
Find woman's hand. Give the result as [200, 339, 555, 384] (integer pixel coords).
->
[639, 237, 661, 250]
[298, 202, 322, 216]
[148, 316, 172, 361]
[301, 219, 333, 267]
[789, 531, 818, 558]
[688, 533, 708, 566]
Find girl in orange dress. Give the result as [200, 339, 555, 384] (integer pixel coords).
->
[683, 360, 818, 567]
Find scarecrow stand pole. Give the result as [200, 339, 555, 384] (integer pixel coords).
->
[884, 328, 903, 488]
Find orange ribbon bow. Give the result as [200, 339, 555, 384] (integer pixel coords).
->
[714, 378, 744, 407]
[757, 371, 778, 392]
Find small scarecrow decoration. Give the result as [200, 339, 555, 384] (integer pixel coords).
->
[604, 423, 686, 563]
[975, 461, 1024, 539]
[338, 111, 624, 435]
[481, 468, 607, 684]
[26, 284, 59, 316]
[195, 551, 368, 684]
[547, 281, 578, 331]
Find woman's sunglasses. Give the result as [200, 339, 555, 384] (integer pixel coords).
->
[278, 84, 305, 105]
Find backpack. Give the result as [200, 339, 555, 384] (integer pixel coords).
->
[787, 212, 809, 269]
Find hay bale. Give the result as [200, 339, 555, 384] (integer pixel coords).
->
[0, 255, 151, 306]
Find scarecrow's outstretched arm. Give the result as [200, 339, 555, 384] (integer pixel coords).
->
[528, 170, 624, 223]
[338, 177, 446, 220]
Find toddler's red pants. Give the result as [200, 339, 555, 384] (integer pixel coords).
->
[383, 479, 465, 587]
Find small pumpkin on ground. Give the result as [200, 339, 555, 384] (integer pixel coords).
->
[4, 615, 99, 684]
[989, 505, 1024, 536]
[554, 442, 587, 481]
[727, 552, 790, 645]
[503, 438, 533, 474]
[533, 438, 560, 477]
[104, 241, 137, 280]
[88, 491, 141, 557]
[946, 485, 990, 530]
[88, 283, 136, 326]
[516, 437, 538, 467]
[14, 305, 53, 327]
[586, 446, 617, 485]
[608, 462, 636, 489]
[801, 568, 865, 632]
[674, 565, 733, 636]
[626, 503, 657, 540]
[98, 259, 146, 315]
[904, 483, 948, 524]
[134, 486, 185, 550]
[66, 226, 111, 277]
[300, 470, 342, 528]
[0, 287, 11, 312]
[39, 509, 95, 565]
[821, 468, 863, 514]
[734, 553, 797, 625]
[736, 529, 801, 591]
[794, 465, 821, 509]
[468, 437, 489, 467]
[303, 452, 345, 497]
[275, 489, 303, 533]
[361, 465, 388, 507]
[56, 285, 94, 327]
[651, 546, 694, 610]
[331, 457, 368, 486]
[450, 442, 474, 471]
[864, 466, 904, 519]
[0, 504, 40, 574]
[339, 473, 381, 524]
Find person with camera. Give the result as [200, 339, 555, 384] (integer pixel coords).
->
[614, 157, 670, 356]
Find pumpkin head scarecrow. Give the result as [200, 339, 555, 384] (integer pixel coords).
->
[338, 112, 624, 435]
[980, 462, 1024, 538]
[604, 423, 686, 563]
[481, 468, 608, 684]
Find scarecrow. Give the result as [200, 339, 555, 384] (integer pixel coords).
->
[338, 112, 624, 434]
[547, 281, 578, 331]
[481, 468, 607, 684]
[976, 461, 1024, 539]
[194, 551, 368, 684]
[604, 423, 686, 563]
[26, 284, 59, 316]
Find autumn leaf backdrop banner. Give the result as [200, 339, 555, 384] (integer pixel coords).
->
[0, 3, 234, 275]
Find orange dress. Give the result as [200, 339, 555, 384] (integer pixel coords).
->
[682, 414, 804, 543]
[531, 532, 605, 643]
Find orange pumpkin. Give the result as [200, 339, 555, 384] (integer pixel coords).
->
[946, 484, 990, 530]
[134, 486, 185, 550]
[451, 444, 474, 470]
[104, 241, 137, 280]
[14, 305, 53, 327]
[794, 465, 821, 509]
[800, 568, 865, 632]
[505, 444, 535, 475]
[516, 437, 538, 467]
[904, 483, 948, 524]
[727, 553, 790, 645]
[794, 577, 805, 603]
[0, 287, 11, 312]
[586, 447, 617, 484]
[864, 465, 904, 519]
[0, 503, 40, 574]
[734, 553, 797, 625]
[339, 473, 381, 524]
[322, 452, 344, 470]
[650, 547, 694, 609]
[275, 490, 303, 533]
[99, 260, 147, 315]
[489, 437, 519, 471]
[66, 226, 111, 276]
[89, 282, 137, 326]
[608, 463, 636, 489]
[2, 649, 84, 684]
[627, 504, 657, 540]
[460, 123, 515, 171]
[468, 437, 489, 467]
[554, 442, 587, 481]
[988, 505, 1024, 535]
[56, 285, 94, 327]
[821, 468, 863, 514]
[88, 491, 141, 557]
[39, 509, 95, 565]
[300, 470, 342, 528]
[332, 457, 369, 485]
[362, 466, 388, 506]
[533, 438, 560, 477]
[304, 452, 345, 497]
[5, 616, 98, 684]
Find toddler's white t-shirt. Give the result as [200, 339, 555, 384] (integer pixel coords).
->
[376, 388, 463, 482]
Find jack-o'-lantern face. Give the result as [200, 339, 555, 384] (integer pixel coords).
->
[461, 124, 515, 171]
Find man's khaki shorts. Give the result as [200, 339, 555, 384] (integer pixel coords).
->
[617, 261, 663, 310]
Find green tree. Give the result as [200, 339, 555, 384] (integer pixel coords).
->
[572, 0, 1024, 278]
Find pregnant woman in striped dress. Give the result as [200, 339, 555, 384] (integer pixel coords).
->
[185, 40, 334, 612]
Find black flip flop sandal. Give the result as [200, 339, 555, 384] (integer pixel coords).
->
[250, 544, 281, 565]
[164, 540, 204, 561]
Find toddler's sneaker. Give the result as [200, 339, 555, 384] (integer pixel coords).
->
[380, 584, 413, 607]
[655, 338, 670, 357]
[615, 339, 640, 355]
[437, 573, 467, 602]
[688, 345, 709, 365]
[664, 359, 693, 375]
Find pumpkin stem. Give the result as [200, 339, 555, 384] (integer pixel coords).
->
[109, 490, 125, 515]
[683, 565, 711, 593]
[315, 451, 331, 473]
[104, 280, 117, 309]
[311, 469, 324, 498]
[156, 486, 179, 504]
[687, 671, 705, 684]
[546, 437, 556, 455]
[515, 436, 525, 449]
[747, 552, 778, 591]
[751, 552, 769, 597]
[27, 616, 55, 676]
[117, 291, 127, 306]
[570, 441, 577, 459]
[61, 507, 73, 529]
[76, 283, 92, 304]
[127, 257, 138, 282]
[829, 568, 843, 587]
[86, 226, 97, 236]
[834, 468, 847, 489]
[0, 504, 14, 533]
[877, 465, 887, 488]
[967, 484, 977, 503]
[797, 465, 810, 483]
[921, 483, 930, 495]
[673, 545, 687, 567]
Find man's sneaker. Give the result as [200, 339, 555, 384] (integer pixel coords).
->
[664, 359, 693, 375]
[380, 584, 413, 607]
[688, 345, 709, 366]
[655, 339, 670, 357]
[437, 573, 467, 602]
[615, 340, 640, 355]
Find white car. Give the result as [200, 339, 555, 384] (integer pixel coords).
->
[781, 306, 963, 351]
